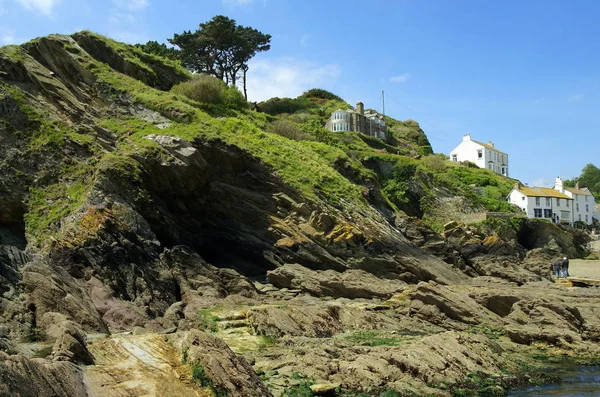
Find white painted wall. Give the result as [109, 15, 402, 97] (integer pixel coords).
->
[570, 193, 594, 224]
[508, 189, 574, 223]
[450, 135, 508, 176]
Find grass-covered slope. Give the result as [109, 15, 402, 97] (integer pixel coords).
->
[0, 32, 518, 245]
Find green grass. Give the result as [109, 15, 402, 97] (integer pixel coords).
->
[76, 31, 190, 83]
[282, 381, 314, 397]
[198, 308, 219, 333]
[24, 181, 89, 246]
[0, 45, 30, 63]
[190, 363, 227, 397]
[466, 325, 506, 340]
[343, 331, 401, 347]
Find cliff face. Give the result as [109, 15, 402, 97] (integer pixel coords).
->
[0, 32, 473, 341]
[1, 33, 598, 397]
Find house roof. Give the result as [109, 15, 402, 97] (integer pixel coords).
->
[516, 186, 572, 199]
[471, 140, 507, 155]
[565, 187, 594, 196]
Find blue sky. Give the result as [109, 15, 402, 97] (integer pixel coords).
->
[1, 0, 598, 187]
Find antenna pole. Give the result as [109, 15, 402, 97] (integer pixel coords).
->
[382, 90, 385, 117]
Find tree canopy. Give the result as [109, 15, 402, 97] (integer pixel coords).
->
[168, 15, 271, 99]
[566, 163, 600, 202]
[134, 41, 179, 60]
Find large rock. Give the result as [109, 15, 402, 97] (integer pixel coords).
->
[0, 352, 86, 397]
[173, 331, 272, 397]
[267, 263, 406, 299]
[395, 281, 502, 329]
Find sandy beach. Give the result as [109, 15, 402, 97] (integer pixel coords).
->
[569, 259, 600, 279]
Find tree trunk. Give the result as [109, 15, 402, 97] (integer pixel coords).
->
[243, 68, 248, 101]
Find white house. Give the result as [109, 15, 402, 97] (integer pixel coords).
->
[508, 182, 574, 224]
[449, 134, 509, 177]
[554, 177, 595, 225]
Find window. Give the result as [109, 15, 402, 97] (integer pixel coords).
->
[522, 196, 525, 201]
[566, 200, 569, 208]
[488, 164, 493, 170]
[586, 215, 589, 222]
[544, 209, 552, 218]
[579, 214, 582, 221]
[477, 149, 483, 159]
[546, 198, 551, 206]
[586, 204, 589, 212]
[452, 154, 457, 162]
[501, 167, 505, 175]
[586, 196, 589, 202]
[577, 203, 580, 211]
[535, 197, 540, 205]
[534, 208, 543, 218]
[557, 198, 561, 206]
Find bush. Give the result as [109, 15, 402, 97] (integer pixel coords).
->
[222, 85, 247, 110]
[268, 119, 311, 141]
[300, 88, 343, 101]
[171, 75, 225, 104]
[421, 154, 447, 173]
[258, 97, 316, 115]
[171, 75, 247, 110]
[393, 157, 418, 180]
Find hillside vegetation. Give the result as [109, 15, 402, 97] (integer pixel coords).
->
[1, 32, 518, 243]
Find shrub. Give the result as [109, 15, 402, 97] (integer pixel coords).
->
[421, 154, 447, 173]
[268, 119, 311, 141]
[223, 85, 247, 110]
[300, 88, 343, 101]
[171, 74, 225, 104]
[171, 75, 247, 110]
[258, 97, 317, 115]
[393, 157, 418, 180]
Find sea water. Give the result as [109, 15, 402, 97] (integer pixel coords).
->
[508, 366, 600, 396]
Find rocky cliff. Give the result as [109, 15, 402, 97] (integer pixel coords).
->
[0, 32, 599, 397]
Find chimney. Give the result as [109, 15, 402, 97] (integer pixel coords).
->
[463, 133, 472, 142]
[555, 176, 563, 191]
[514, 182, 521, 190]
[356, 102, 364, 115]
[576, 181, 580, 189]
[488, 141, 494, 147]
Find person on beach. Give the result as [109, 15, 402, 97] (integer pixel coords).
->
[561, 256, 570, 278]
[552, 259, 562, 278]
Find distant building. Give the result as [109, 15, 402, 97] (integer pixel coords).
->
[507, 177, 596, 225]
[508, 182, 573, 224]
[554, 177, 595, 225]
[325, 102, 389, 140]
[449, 134, 509, 177]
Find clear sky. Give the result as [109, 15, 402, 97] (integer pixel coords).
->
[1, 0, 598, 187]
